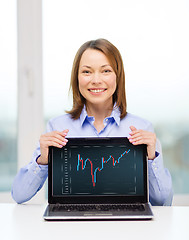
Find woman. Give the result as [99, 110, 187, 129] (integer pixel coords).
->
[12, 39, 173, 205]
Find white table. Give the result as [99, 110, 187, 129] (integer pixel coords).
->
[1, 203, 189, 240]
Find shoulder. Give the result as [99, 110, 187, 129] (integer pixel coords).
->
[49, 113, 72, 123]
[122, 112, 154, 131]
[47, 113, 75, 131]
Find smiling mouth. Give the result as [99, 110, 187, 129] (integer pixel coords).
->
[88, 88, 107, 93]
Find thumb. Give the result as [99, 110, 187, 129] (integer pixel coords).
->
[129, 126, 137, 131]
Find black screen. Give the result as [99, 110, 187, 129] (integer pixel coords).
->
[50, 138, 146, 197]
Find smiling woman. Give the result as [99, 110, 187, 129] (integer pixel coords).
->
[67, 39, 126, 120]
[12, 38, 173, 205]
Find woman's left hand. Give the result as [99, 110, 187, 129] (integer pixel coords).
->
[128, 126, 156, 160]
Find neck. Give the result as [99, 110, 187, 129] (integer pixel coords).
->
[86, 102, 113, 122]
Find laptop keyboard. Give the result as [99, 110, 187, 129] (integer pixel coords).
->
[50, 204, 145, 212]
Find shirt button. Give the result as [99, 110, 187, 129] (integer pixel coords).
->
[34, 171, 37, 174]
[154, 167, 157, 170]
[152, 162, 156, 166]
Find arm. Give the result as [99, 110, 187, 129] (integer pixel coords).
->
[128, 125, 173, 206]
[11, 122, 69, 204]
[148, 139, 173, 205]
[11, 150, 48, 204]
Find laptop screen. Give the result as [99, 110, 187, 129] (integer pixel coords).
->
[48, 137, 148, 204]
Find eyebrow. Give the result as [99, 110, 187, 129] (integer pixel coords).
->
[101, 64, 112, 68]
[80, 65, 92, 69]
[80, 64, 112, 68]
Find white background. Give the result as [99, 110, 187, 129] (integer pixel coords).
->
[43, 0, 189, 125]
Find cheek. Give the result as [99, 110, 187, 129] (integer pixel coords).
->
[78, 76, 88, 95]
[108, 75, 117, 91]
[78, 75, 90, 86]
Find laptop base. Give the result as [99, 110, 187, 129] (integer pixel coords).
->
[43, 203, 153, 221]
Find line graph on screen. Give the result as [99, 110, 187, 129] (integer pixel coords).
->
[76, 149, 130, 187]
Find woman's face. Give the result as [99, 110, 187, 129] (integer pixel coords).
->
[78, 49, 117, 108]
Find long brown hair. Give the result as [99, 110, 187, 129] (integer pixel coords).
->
[66, 38, 127, 119]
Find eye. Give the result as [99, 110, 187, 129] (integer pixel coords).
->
[103, 69, 112, 73]
[82, 70, 91, 74]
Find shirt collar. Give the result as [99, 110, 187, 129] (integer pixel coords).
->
[79, 104, 121, 127]
[79, 105, 90, 126]
[109, 105, 121, 126]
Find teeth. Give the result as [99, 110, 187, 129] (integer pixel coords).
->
[90, 89, 105, 93]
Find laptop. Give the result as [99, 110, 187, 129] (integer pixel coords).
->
[43, 137, 153, 220]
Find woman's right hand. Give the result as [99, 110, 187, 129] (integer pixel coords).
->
[37, 129, 69, 165]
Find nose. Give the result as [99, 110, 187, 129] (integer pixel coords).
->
[91, 72, 102, 84]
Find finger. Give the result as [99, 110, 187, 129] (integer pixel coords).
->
[45, 140, 65, 148]
[60, 129, 69, 137]
[49, 132, 68, 142]
[62, 129, 69, 134]
[129, 132, 142, 139]
[132, 136, 155, 146]
[45, 130, 68, 138]
[129, 126, 137, 131]
[50, 136, 68, 146]
[129, 136, 143, 143]
[41, 135, 64, 146]
[129, 130, 142, 137]
[45, 139, 68, 148]
[131, 139, 144, 145]
[43, 136, 68, 147]
[54, 133, 67, 141]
